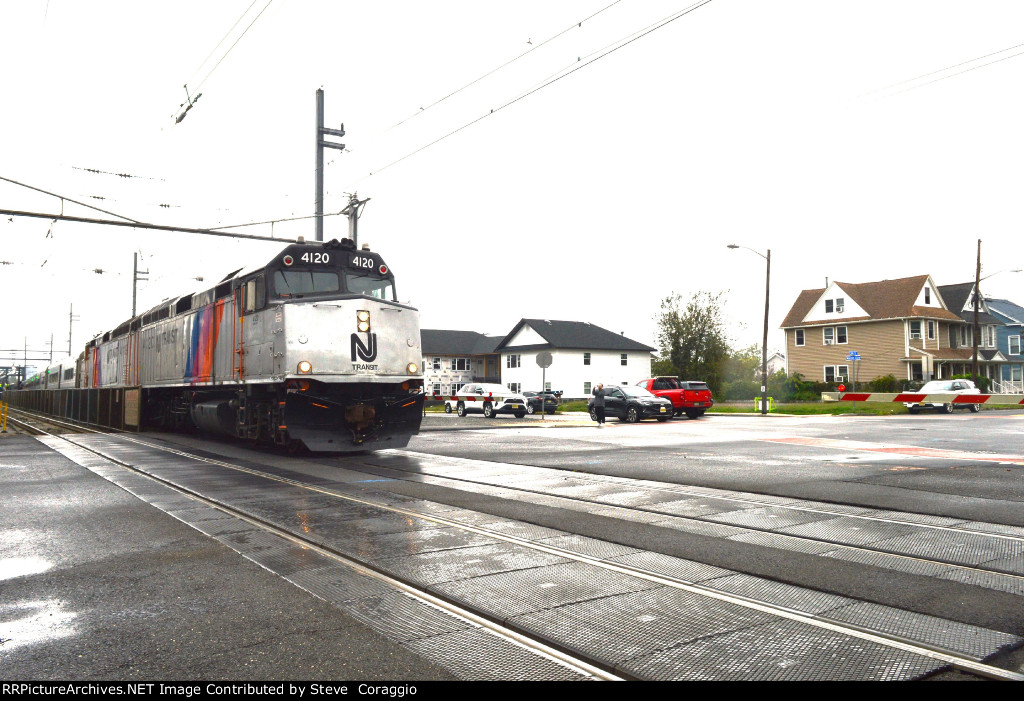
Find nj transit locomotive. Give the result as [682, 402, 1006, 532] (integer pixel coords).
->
[20, 238, 425, 451]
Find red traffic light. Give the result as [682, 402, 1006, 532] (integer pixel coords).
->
[837, 384, 846, 392]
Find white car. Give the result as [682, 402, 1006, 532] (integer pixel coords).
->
[904, 379, 982, 414]
[445, 383, 528, 418]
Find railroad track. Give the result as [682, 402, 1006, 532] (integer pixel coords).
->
[3, 407, 101, 436]
[26, 425, 1024, 680]
[346, 449, 1024, 594]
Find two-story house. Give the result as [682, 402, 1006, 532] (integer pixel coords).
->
[937, 283, 1008, 383]
[420, 330, 502, 397]
[781, 275, 973, 384]
[493, 319, 655, 398]
[986, 298, 1024, 393]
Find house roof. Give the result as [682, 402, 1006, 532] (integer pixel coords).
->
[987, 298, 1024, 325]
[937, 283, 1002, 325]
[421, 330, 502, 356]
[495, 319, 656, 353]
[781, 275, 963, 328]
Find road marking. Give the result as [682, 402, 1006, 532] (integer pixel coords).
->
[762, 436, 1024, 464]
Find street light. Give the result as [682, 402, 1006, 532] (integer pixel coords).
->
[727, 244, 771, 415]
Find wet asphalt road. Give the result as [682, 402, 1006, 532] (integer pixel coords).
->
[2, 408, 1023, 679]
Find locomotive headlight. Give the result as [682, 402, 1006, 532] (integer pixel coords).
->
[357, 310, 371, 333]
[297, 361, 313, 374]
[407, 362, 418, 375]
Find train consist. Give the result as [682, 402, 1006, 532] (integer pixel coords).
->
[14, 238, 425, 452]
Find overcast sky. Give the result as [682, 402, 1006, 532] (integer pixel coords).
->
[3, 1, 1024, 373]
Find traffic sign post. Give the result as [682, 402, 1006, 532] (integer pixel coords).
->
[845, 351, 861, 392]
[536, 352, 552, 421]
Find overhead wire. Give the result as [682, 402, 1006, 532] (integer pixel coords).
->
[865, 40, 1024, 100]
[185, 0, 263, 89]
[191, 0, 275, 94]
[346, 0, 714, 185]
[382, 0, 626, 135]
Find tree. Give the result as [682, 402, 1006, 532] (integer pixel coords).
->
[654, 291, 731, 394]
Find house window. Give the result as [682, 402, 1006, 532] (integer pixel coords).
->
[506, 354, 521, 368]
[836, 298, 845, 313]
[432, 357, 441, 371]
[621, 354, 628, 366]
[583, 353, 591, 365]
[1010, 336, 1021, 356]
[825, 300, 834, 313]
[924, 287, 931, 304]
[824, 365, 850, 383]
[823, 327, 834, 345]
[583, 382, 592, 395]
[910, 321, 922, 339]
[431, 383, 441, 396]
[987, 326, 997, 348]
[795, 329, 805, 346]
[451, 358, 470, 371]
[836, 326, 847, 344]
[927, 321, 935, 340]
[507, 382, 521, 393]
[451, 382, 465, 395]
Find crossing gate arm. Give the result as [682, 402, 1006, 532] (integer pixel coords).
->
[840, 392, 1024, 406]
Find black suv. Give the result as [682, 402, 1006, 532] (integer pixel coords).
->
[522, 391, 559, 415]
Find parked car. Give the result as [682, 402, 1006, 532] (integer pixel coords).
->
[445, 383, 528, 418]
[588, 385, 673, 423]
[636, 377, 714, 418]
[522, 391, 558, 415]
[904, 379, 982, 414]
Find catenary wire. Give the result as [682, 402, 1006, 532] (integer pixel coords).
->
[868, 43, 1024, 100]
[382, 0, 626, 135]
[346, 0, 714, 185]
[185, 0, 263, 89]
[191, 0, 275, 94]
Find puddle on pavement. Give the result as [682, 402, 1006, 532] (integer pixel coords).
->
[0, 599, 77, 650]
[0, 556, 52, 581]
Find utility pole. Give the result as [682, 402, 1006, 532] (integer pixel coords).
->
[314, 88, 346, 242]
[972, 239, 981, 386]
[68, 303, 79, 357]
[342, 194, 370, 248]
[133, 252, 149, 317]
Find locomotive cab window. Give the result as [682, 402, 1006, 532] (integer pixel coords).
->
[345, 272, 395, 301]
[243, 275, 266, 313]
[273, 270, 340, 298]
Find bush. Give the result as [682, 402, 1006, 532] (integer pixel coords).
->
[951, 373, 992, 393]
[868, 374, 900, 393]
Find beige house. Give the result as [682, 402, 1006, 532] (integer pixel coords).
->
[780, 275, 997, 384]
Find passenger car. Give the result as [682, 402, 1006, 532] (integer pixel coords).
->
[904, 379, 982, 414]
[588, 385, 673, 423]
[636, 377, 714, 418]
[446, 383, 528, 418]
[522, 391, 559, 415]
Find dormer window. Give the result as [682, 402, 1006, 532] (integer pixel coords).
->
[924, 287, 931, 304]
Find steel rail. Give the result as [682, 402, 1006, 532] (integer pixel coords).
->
[28, 426, 622, 682]
[379, 449, 1024, 545]
[47, 431, 1024, 681]
[352, 452, 1024, 591]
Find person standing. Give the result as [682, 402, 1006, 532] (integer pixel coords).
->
[592, 383, 606, 427]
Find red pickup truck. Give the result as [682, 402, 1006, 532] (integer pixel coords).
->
[636, 377, 714, 419]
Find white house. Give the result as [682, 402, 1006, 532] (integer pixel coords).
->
[420, 329, 502, 397]
[493, 319, 655, 399]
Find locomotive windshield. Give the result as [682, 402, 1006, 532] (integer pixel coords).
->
[345, 272, 396, 301]
[274, 270, 340, 297]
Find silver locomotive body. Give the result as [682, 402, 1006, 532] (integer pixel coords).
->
[70, 238, 425, 451]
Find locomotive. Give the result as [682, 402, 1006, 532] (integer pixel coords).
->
[16, 237, 425, 452]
